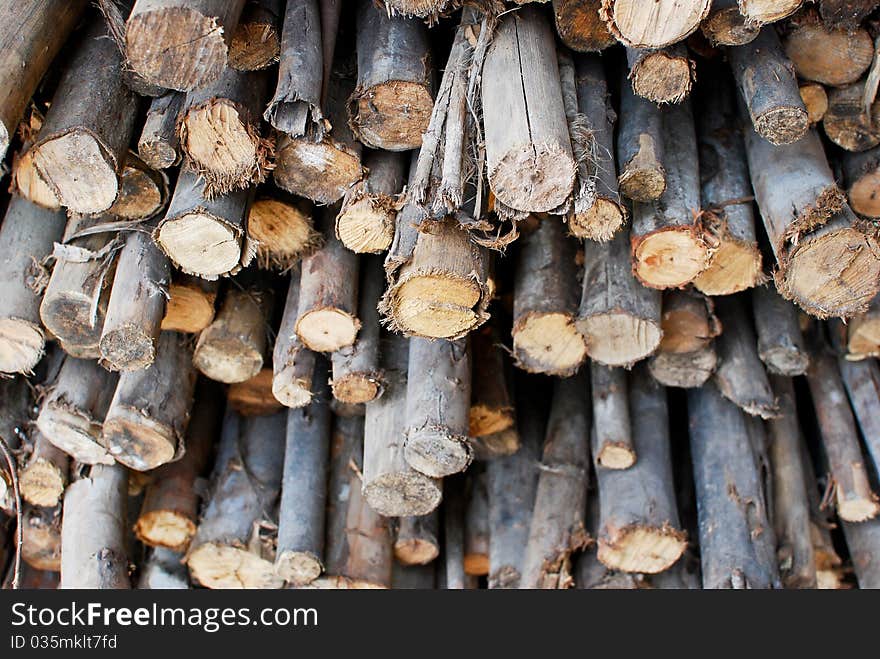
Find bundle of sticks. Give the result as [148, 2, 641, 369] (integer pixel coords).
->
[1, 0, 880, 590]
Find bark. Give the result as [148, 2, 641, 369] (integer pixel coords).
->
[649, 289, 720, 389]
[843, 146, 880, 218]
[591, 364, 635, 469]
[783, 10, 873, 86]
[752, 285, 810, 376]
[248, 192, 318, 271]
[600, 0, 711, 48]
[138, 93, 184, 170]
[228, 0, 282, 71]
[837, 351, 880, 474]
[227, 368, 284, 416]
[617, 77, 666, 201]
[20, 430, 69, 509]
[161, 274, 218, 334]
[469, 324, 516, 457]
[273, 268, 317, 408]
[702, 0, 760, 46]
[553, 0, 617, 52]
[394, 513, 440, 566]
[464, 467, 489, 576]
[626, 45, 695, 105]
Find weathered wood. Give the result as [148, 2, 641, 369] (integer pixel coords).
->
[161, 275, 218, 334]
[591, 364, 635, 469]
[599, 0, 711, 48]
[800, 82, 829, 125]
[469, 325, 516, 457]
[822, 81, 880, 152]
[617, 78, 666, 201]
[20, 430, 68, 509]
[273, 268, 317, 408]
[464, 467, 489, 576]
[21, 504, 61, 572]
[648, 290, 719, 389]
[442, 475, 467, 589]
[843, 146, 880, 218]
[138, 93, 184, 170]
[845, 293, 880, 358]
[702, 0, 760, 46]
[228, 368, 284, 416]
[784, 10, 873, 86]
[553, 0, 617, 52]
[738, 0, 804, 24]
[837, 349, 880, 473]
[229, 0, 282, 71]
[382, 0, 454, 20]
[107, 154, 169, 222]
[842, 518, 880, 588]
[626, 45, 694, 105]
[752, 285, 810, 376]
[248, 192, 318, 271]
[394, 513, 439, 566]
[576, 499, 642, 589]
[800, 441, 845, 588]
[138, 548, 189, 589]
[820, 0, 879, 30]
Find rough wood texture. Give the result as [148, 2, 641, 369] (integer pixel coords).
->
[784, 11, 873, 87]
[464, 467, 489, 576]
[836, 349, 880, 475]
[138, 94, 184, 170]
[845, 293, 880, 358]
[228, 368, 284, 416]
[820, 0, 879, 30]
[161, 275, 218, 334]
[626, 45, 694, 105]
[382, 0, 454, 20]
[752, 285, 809, 376]
[617, 78, 666, 201]
[395, 513, 439, 566]
[600, 0, 711, 48]
[649, 290, 719, 389]
[469, 325, 516, 457]
[738, 0, 804, 24]
[843, 146, 880, 218]
[553, 0, 617, 52]
[702, 0, 759, 46]
[823, 82, 880, 152]
[273, 268, 316, 408]
[842, 517, 880, 588]
[21, 504, 61, 572]
[248, 193, 318, 271]
[591, 364, 635, 469]
[125, 0, 247, 91]
[228, 0, 282, 71]
[20, 431, 68, 509]
[138, 548, 189, 589]
[108, 154, 169, 222]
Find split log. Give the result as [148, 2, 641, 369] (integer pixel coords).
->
[591, 364, 635, 469]
[331, 257, 384, 404]
[599, 0, 711, 48]
[20, 431, 69, 509]
[553, 0, 617, 52]
[521, 374, 590, 589]
[713, 295, 778, 418]
[687, 381, 780, 588]
[752, 285, 810, 376]
[842, 518, 880, 588]
[0, 0, 87, 160]
[362, 333, 442, 517]
[21, 505, 61, 572]
[595, 368, 687, 573]
[194, 274, 273, 384]
[648, 291, 719, 389]
[134, 383, 221, 551]
[394, 513, 440, 566]
[617, 79, 666, 201]
[738, 0, 804, 24]
[701, 0, 760, 46]
[578, 218, 662, 367]
[248, 192, 318, 271]
[276, 361, 332, 585]
[469, 325, 516, 458]
[161, 275, 218, 334]
[103, 332, 196, 471]
[837, 351, 880, 473]
[350, 0, 433, 151]
[273, 269, 317, 408]
[631, 101, 709, 289]
[823, 82, 880, 152]
[30, 16, 138, 215]
[155, 169, 254, 280]
[768, 375, 818, 588]
[186, 411, 286, 589]
[12, 130, 61, 211]
[464, 467, 489, 576]
[0, 197, 67, 375]
[36, 357, 118, 466]
[820, 0, 879, 30]
[125, 0, 247, 91]
[482, 6, 576, 213]
[512, 218, 587, 375]
[626, 45, 694, 105]
[138, 93, 184, 170]
[843, 147, 880, 218]
[800, 83, 829, 125]
[179, 67, 271, 196]
[60, 464, 129, 589]
[138, 548, 189, 589]
[729, 28, 809, 146]
[783, 11, 873, 86]
[336, 150, 406, 254]
[229, 0, 282, 71]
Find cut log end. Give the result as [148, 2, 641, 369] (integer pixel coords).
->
[274, 139, 363, 205]
[619, 166, 666, 202]
[331, 372, 382, 405]
[104, 411, 177, 472]
[513, 312, 588, 376]
[156, 214, 242, 279]
[648, 347, 717, 388]
[404, 428, 473, 478]
[693, 239, 763, 296]
[490, 144, 576, 213]
[228, 370, 284, 416]
[596, 443, 637, 470]
[598, 523, 687, 574]
[630, 54, 693, 105]
[296, 309, 360, 353]
[275, 550, 324, 586]
[20, 459, 65, 508]
[800, 84, 828, 125]
[391, 275, 485, 340]
[336, 198, 396, 254]
[468, 404, 514, 438]
[702, 8, 760, 46]
[754, 107, 809, 146]
[272, 370, 313, 409]
[555, 0, 617, 52]
[161, 283, 216, 334]
[741, 0, 803, 23]
[37, 410, 113, 467]
[569, 199, 627, 242]
[33, 131, 118, 214]
[362, 473, 442, 518]
[353, 82, 433, 151]
[603, 0, 711, 48]
[0, 318, 45, 375]
[134, 510, 196, 552]
[579, 313, 662, 367]
[194, 340, 264, 385]
[187, 543, 284, 589]
[849, 171, 880, 218]
[759, 345, 810, 377]
[248, 199, 318, 270]
[229, 24, 281, 72]
[394, 538, 439, 566]
[464, 553, 490, 576]
[837, 496, 880, 523]
[99, 326, 156, 372]
[139, 140, 178, 171]
[633, 229, 709, 289]
[110, 166, 165, 220]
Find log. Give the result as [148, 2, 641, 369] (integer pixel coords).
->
[296, 212, 360, 353]
[336, 150, 406, 254]
[60, 464, 129, 589]
[0, 0, 87, 160]
[553, 0, 617, 52]
[134, 382, 221, 551]
[845, 294, 880, 358]
[20, 430, 69, 509]
[596, 368, 687, 573]
[138, 548, 189, 589]
[17, 563, 60, 590]
[823, 82, 880, 152]
[843, 146, 880, 218]
[392, 563, 435, 589]
[631, 101, 710, 289]
[469, 325, 516, 457]
[194, 274, 273, 384]
[578, 217, 663, 367]
[103, 332, 196, 471]
[248, 192, 318, 271]
[783, 11, 874, 86]
[482, 6, 576, 213]
[801, 442, 846, 588]
[626, 45, 694, 106]
[687, 381, 780, 588]
[229, 0, 282, 71]
[752, 285, 810, 376]
[464, 467, 489, 576]
[842, 518, 880, 588]
[0, 197, 67, 375]
[591, 364, 635, 469]
[768, 375, 818, 588]
[36, 357, 118, 466]
[394, 513, 439, 566]
[0, 376, 35, 502]
[837, 350, 880, 473]
[99, 224, 171, 372]
[599, 0, 711, 48]
[125, 0, 247, 92]
[617, 78, 666, 201]
[186, 411, 286, 589]
[521, 374, 590, 589]
[30, 15, 138, 215]
[350, 0, 433, 151]
[728, 28, 809, 146]
[21, 504, 61, 572]
[108, 154, 169, 222]
[820, 0, 880, 30]
[382, 0, 454, 20]
[161, 275, 218, 334]
[331, 256, 384, 404]
[228, 369, 284, 416]
[362, 333, 441, 517]
[442, 475, 467, 589]
[648, 290, 719, 389]
[155, 169, 254, 280]
[273, 268, 317, 408]
[738, 0, 804, 24]
[800, 83, 829, 125]
[276, 360, 332, 585]
[138, 93, 184, 170]
[512, 218, 587, 376]
[12, 133, 61, 211]
[576, 499, 642, 589]
[701, 0, 760, 46]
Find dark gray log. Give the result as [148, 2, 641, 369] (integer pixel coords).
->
[752, 286, 809, 376]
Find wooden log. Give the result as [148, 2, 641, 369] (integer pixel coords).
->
[648, 291, 719, 389]
[30, 16, 138, 215]
[631, 101, 710, 289]
[576, 499, 642, 589]
[800, 83, 829, 125]
[228, 0, 282, 71]
[362, 333, 441, 517]
[469, 325, 516, 456]
[138, 548, 189, 589]
[617, 79, 666, 201]
[228, 369, 284, 416]
[837, 349, 880, 473]
[729, 28, 809, 146]
[591, 364, 635, 469]
[442, 475, 467, 589]
[702, 0, 760, 46]
[823, 82, 880, 152]
[273, 268, 317, 408]
[687, 381, 780, 588]
[36, 357, 118, 466]
[599, 0, 711, 48]
[842, 517, 880, 588]
[21, 504, 61, 572]
[107, 154, 169, 222]
[820, 0, 879, 30]
[512, 218, 587, 375]
[12, 130, 61, 211]
[350, 0, 433, 151]
[713, 295, 778, 418]
[0, 197, 67, 374]
[331, 256, 384, 404]
[482, 6, 576, 213]
[595, 368, 686, 573]
[16, 563, 60, 590]
[382, 0, 454, 20]
[845, 294, 880, 358]
[0, 0, 87, 160]
[103, 332, 196, 471]
[752, 285, 810, 376]
[464, 467, 489, 576]
[521, 374, 590, 589]
[60, 464, 129, 589]
[179, 67, 271, 196]
[626, 45, 694, 105]
[738, 0, 804, 24]
[20, 431, 69, 509]
[186, 411, 286, 589]
[768, 375, 818, 588]
[125, 0, 247, 92]
[843, 146, 880, 218]
[138, 93, 184, 170]
[336, 150, 406, 254]
[0, 376, 35, 498]
[276, 361, 332, 585]
[800, 442, 846, 588]
[161, 275, 218, 334]
[553, 0, 617, 52]
[194, 275, 272, 384]
[155, 169, 254, 280]
[248, 192, 318, 271]
[394, 513, 440, 566]
[784, 10, 873, 86]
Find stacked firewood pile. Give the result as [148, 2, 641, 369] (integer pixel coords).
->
[2, 0, 880, 591]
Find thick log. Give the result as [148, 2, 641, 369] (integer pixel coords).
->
[738, 0, 804, 24]
[596, 369, 686, 573]
[21, 505, 61, 572]
[820, 0, 879, 30]
[617, 79, 666, 201]
[60, 464, 129, 589]
[591, 364, 635, 469]
[800, 83, 829, 125]
[394, 513, 439, 566]
[273, 269, 316, 408]
[20, 431, 68, 509]
[626, 45, 694, 105]
[843, 146, 880, 218]
[138, 548, 189, 589]
[108, 154, 169, 222]
[248, 193, 317, 271]
[842, 518, 880, 588]
[469, 325, 516, 457]
[702, 0, 759, 46]
[161, 275, 218, 334]
[823, 82, 880, 152]
[464, 467, 489, 576]
[687, 381, 780, 588]
[648, 290, 719, 389]
[442, 475, 467, 589]
[138, 93, 184, 170]
[12, 133, 61, 211]
[752, 285, 810, 376]
[125, 0, 247, 92]
[229, 0, 282, 71]
[186, 411, 286, 589]
[482, 6, 576, 213]
[845, 294, 880, 358]
[553, 0, 617, 52]
[784, 11, 873, 86]
[729, 28, 809, 146]
[228, 368, 284, 416]
[0, 197, 66, 374]
[837, 351, 880, 473]
[599, 0, 711, 48]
